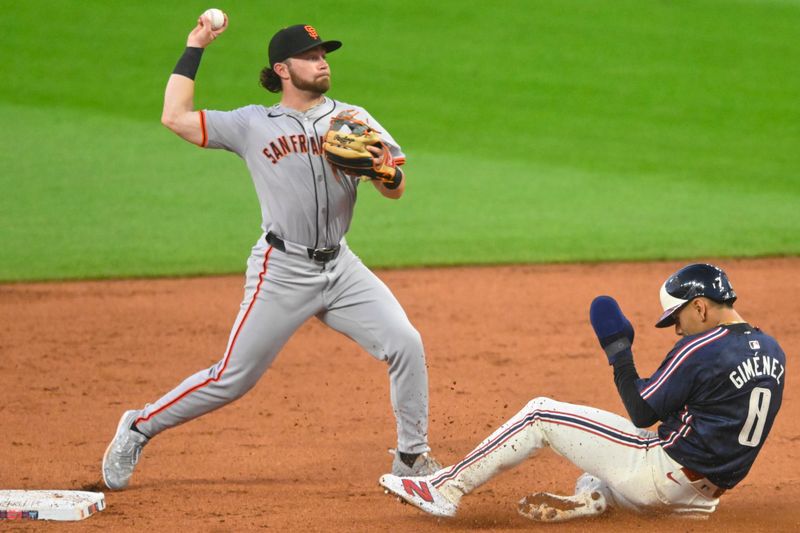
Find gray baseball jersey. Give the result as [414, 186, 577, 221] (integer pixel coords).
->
[204, 97, 404, 248]
[132, 97, 430, 457]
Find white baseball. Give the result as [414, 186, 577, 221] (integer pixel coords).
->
[203, 8, 225, 30]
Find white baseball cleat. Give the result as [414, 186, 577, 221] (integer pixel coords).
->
[517, 490, 607, 522]
[379, 473, 458, 518]
[102, 410, 149, 490]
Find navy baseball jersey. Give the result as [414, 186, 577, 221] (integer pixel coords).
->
[637, 323, 786, 488]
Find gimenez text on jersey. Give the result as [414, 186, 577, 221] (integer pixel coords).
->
[729, 354, 785, 389]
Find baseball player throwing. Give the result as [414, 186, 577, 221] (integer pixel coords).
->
[102, 12, 440, 490]
[380, 263, 785, 521]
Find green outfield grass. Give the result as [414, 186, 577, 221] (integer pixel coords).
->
[1, 0, 799, 281]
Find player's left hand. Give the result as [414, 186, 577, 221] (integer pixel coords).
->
[590, 296, 635, 364]
[323, 111, 399, 184]
[366, 144, 385, 167]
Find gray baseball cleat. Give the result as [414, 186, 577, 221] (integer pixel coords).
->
[517, 490, 607, 522]
[391, 451, 442, 476]
[102, 410, 149, 490]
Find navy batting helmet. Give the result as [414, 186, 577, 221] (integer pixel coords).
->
[655, 263, 737, 328]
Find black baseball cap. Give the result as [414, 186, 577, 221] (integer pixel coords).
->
[268, 24, 342, 67]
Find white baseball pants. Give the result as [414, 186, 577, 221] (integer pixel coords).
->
[430, 397, 719, 516]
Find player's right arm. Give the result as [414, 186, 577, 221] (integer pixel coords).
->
[612, 354, 659, 427]
[161, 13, 228, 145]
[589, 296, 660, 427]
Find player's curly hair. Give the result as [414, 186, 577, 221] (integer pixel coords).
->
[260, 66, 282, 93]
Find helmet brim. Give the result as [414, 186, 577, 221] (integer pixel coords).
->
[655, 302, 687, 328]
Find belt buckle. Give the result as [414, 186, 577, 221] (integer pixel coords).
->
[310, 247, 338, 263]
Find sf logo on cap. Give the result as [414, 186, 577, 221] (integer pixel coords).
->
[304, 25, 319, 39]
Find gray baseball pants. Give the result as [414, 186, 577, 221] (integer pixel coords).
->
[133, 234, 430, 455]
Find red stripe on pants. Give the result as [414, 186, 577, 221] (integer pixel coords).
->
[134, 245, 274, 428]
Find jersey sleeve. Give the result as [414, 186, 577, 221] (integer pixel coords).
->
[635, 329, 726, 417]
[635, 350, 693, 417]
[202, 105, 256, 155]
[351, 108, 406, 166]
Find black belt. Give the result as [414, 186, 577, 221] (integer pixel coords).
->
[266, 232, 340, 263]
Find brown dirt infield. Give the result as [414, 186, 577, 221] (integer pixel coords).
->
[1, 258, 798, 532]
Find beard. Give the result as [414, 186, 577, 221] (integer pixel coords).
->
[288, 69, 330, 94]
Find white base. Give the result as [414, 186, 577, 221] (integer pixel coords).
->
[0, 490, 105, 521]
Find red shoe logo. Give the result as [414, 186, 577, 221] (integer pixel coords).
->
[666, 471, 681, 485]
[402, 479, 434, 502]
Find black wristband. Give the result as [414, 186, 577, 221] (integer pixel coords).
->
[173, 46, 204, 80]
[383, 167, 404, 190]
[603, 336, 632, 363]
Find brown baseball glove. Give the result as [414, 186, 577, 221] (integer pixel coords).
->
[323, 111, 400, 183]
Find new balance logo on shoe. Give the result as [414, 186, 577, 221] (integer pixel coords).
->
[379, 473, 458, 518]
[402, 479, 434, 502]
